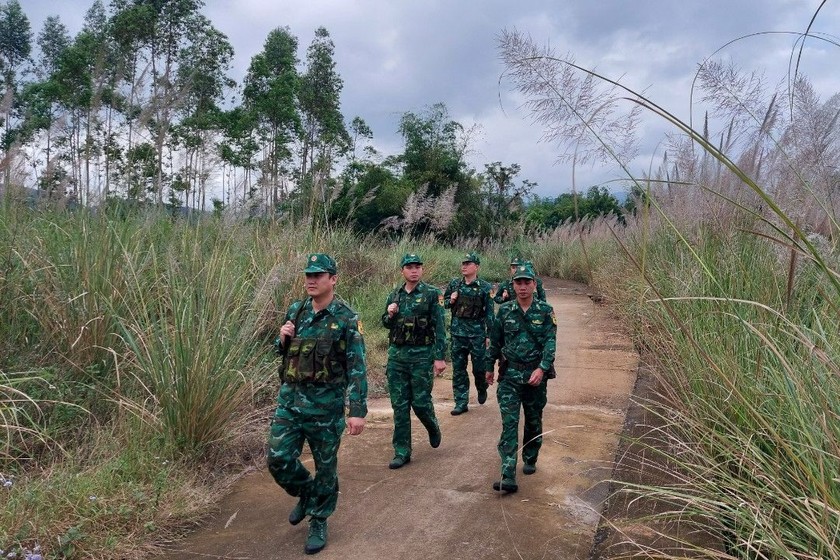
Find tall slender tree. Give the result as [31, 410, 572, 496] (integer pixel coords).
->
[174, 15, 234, 210]
[297, 27, 350, 224]
[242, 26, 300, 208]
[0, 0, 32, 187]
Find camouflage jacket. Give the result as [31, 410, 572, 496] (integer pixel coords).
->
[277, 296, 368, 418]
[493, 277, 546, 304]
[381, 281, 447, 360]
[443, 277, 494, 338]
[487, 299, 557, 372]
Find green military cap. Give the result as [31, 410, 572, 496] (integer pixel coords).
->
[303, 253, 337, 274]
[462, 252, 480, 265]
[509, 256, 523, 266]
[400, 253, 423, 267]
[512, 264, 535, 280]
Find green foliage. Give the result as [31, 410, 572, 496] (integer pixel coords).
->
[116, 223, 273, 456]
[0, 421, 203, 560]
[524, 186, 624, 230]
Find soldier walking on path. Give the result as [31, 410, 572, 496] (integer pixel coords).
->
[494, 257, 547, 304]
[444, 252, 494, 415]
[486, 264, 556, 494]
[267, 253, 368, 555]
[381, 253, 447, 469]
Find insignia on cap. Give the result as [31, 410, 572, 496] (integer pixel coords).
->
[311, 256, 317, 261]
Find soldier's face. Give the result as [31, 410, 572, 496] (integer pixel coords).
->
[461, 261, 478, 275]
[305, 272, 337, 297]
[513, 278, 535, 299]
[402, 263, 423, 283]
[509, 265, 518, 275]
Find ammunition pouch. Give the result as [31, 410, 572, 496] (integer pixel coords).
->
[390, 315, 434, 346]
[279, 337, 345, 384]
[452, 292, 485, 319]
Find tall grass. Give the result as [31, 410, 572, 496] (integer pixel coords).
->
[115, 225, 272, 456]
[501, 21, 840, 559]
[5, 204, 559, 557]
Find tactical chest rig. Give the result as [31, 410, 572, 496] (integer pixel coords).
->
[498, 305, 556, 380]
[452, 281, 486, 319]
[278, 299, 347, 384]
[389, 290, 434, 346]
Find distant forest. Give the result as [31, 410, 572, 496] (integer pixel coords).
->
[0, 0, 630, 238]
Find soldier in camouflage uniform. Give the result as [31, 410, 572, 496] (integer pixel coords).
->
[267, 253, 368, 555]
[494, 257, 546, 304]
[381, 253, 447, 469]
[486, 264, 556, 494]
[444, 252, 494, 415]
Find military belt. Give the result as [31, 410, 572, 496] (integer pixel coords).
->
[506, 358, 541, 371]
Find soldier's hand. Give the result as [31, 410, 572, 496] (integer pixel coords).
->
[528, 367, 544, 386]
[346, 417, 366, 436]
[387, 302, 398, 317]
[280, 320, 295, 339]
[485, 371, 495, 386]
[433, 359, 446, 376]
[450, 291, 458, 304]
[502, 289, 508, 300]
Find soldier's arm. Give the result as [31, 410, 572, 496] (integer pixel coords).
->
[539, 306, 558, 371]
[443, 280, 455, 309]
[431, 289, 447, 361]
[381, 290, 396, 328]
[275, 302, 299, 353]
[344, 316, 369, 418]
[484, 284, 495, 336]
[486, 307, 503, 369]
[493, 281, 506, 304]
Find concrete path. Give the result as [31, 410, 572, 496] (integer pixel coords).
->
[158, 279, 639, 559]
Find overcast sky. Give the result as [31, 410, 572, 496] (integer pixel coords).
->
[18, 0, 840, 197]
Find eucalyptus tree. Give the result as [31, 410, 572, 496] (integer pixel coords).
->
[242, 26, 300, 208]
[20, 15, 71, 194]
[218, 105, 258, 207]
[297, 27, 350, 222]
[173, 15, 234, 211]
[108, 0, 208, 204]
[0, 0, 32, 187]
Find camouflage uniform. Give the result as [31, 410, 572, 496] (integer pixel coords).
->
[495, 258, 546, 304]
[267, 295, 368, 521]
[444, 253, 494, 409]
[487, 267, 556, 483]
[381, 267, 447, 461]
[494, 277, 546, 304]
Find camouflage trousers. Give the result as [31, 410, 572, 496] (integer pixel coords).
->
[496, 366, 548, 480]
[266, 384, 346, 519]
[451, 335, 488, 408]
[386, 346, 440, 459]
